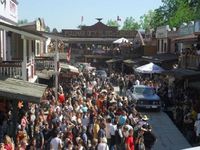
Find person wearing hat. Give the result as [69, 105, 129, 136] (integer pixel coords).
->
[142, 115, 149, 121]
[143, 125, 156, 150]
[138, 115, 149, 128]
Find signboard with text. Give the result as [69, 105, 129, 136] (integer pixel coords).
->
[62, 30, 137, 38]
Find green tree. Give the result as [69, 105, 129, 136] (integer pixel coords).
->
[140, 10, 156, 31]
[45, 26, 50, 32]
[150, 7, 168, 28]
[147, 0, 198, 28]
[169, 1, 195, 27]
[188, 0, 200, 19]
[106, 19, 120, 29]
[122, 17, 140, 30]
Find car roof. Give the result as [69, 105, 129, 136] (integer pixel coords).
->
[133, 85, 152, 88]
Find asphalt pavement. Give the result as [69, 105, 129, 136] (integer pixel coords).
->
[147, 112, 191, 150]
[113, 86, 192, 150]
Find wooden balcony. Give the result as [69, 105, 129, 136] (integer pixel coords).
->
[179, 55, 200, 70]
[35, 57, 55, 70]
[0, 61, 22, 79]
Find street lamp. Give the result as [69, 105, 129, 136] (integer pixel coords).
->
[54, 39, 59, 101]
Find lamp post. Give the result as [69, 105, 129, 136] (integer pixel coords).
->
[54, 39, 59, 101]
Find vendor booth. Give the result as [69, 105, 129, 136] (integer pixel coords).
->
[59, 63, 79, 92]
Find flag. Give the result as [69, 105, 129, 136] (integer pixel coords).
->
[66, 47, 71, 63]
[81, 16, 84, 23]
[117, 16, 121, 21]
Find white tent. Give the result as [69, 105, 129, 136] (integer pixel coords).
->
[60, 63, 79, 74]
[135, 62, 164, 74]
[113, 37, 129, 44]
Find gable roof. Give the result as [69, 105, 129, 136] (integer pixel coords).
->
[0, 21, 46, 40]
[82, 21, 117, 31]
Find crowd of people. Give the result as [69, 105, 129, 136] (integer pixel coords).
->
[0, 71, 157, 150]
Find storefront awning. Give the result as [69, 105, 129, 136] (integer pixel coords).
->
[60, 63, 79, 74]
[0, 77, 47, 103]
[189, 82, 200, 90]
[106, 58, 122, 63]
[123, 58, 143, 64]
[164, 68, 200, 79]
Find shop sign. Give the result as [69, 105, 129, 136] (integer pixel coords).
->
[62, 30, 136, 38]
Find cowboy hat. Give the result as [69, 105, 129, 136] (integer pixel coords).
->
[140, 124, 149, 132]
[142, 115, 149, 121]
[101, 137, 107, 143]
[101, 89, 108, 93]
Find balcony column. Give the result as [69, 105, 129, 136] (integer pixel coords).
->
[21, 36, 27, 81]
[0, 29, 4, 60]
[28, 39, 34, 78]
[2, 30, 6, 61]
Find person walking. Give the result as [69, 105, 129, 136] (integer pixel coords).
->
[125, 129, 135, 150]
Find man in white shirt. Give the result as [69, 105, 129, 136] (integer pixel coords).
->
[50, 129, 62, 150]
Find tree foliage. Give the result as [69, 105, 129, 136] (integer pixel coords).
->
[122, 17, 140, 30]
[45, 26, 50, 32]
[106, 19, 120, 29]
[169, 1, 195, 27]
[140, 10, 156, 31]
[139, 0, 200, 30]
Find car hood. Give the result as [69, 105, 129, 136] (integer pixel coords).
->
[133, 93, 160, 101]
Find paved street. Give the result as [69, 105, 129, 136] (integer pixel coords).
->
[114, 86, 191, 150]
[148, 112, 191, 150]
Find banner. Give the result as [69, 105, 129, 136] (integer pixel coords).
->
[117, 16, 121, 21]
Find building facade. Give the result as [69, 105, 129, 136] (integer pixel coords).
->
[0, 0, 18, 61]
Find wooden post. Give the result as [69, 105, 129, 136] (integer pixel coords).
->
[22, 36, 27, 81]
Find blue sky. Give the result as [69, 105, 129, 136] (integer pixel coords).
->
[18, 0, 163, 31]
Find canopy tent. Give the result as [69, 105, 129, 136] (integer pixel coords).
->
[113, 37, 129, 44]
[135, 62, 164, 74]
[60, 63, 79, 74]
[106, 58, 122, 63]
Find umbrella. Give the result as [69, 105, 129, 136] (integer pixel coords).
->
[113, 37, 129, 44]
[135, 62, 164, 74]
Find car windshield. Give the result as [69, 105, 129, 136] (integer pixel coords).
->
[133, 86, 154, 95]
[96, 70, 106, 75]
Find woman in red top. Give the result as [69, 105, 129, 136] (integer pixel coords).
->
[126, 129, 135, 150]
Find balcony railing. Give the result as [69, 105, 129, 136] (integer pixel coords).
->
[0, 61, 22, 79]
[179, 55, 200, 70]
[35, 57, 55, 70]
